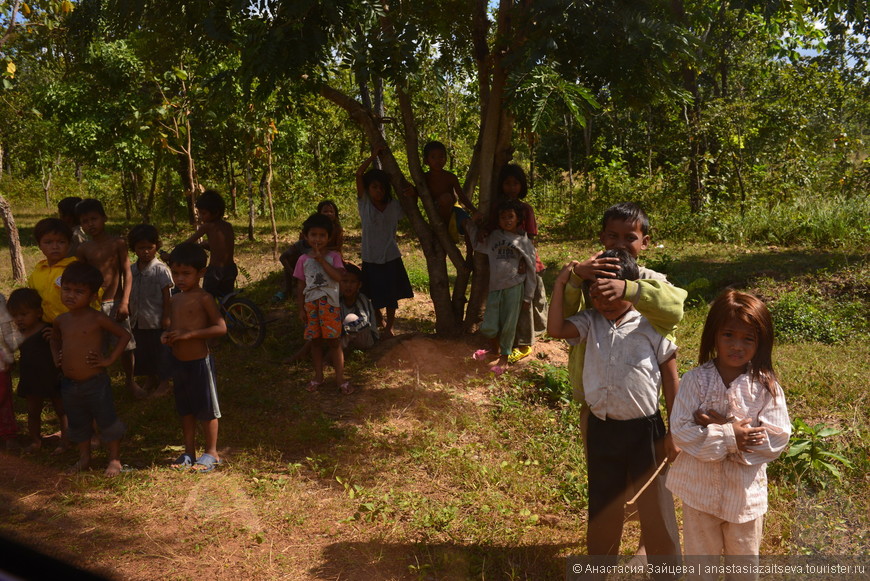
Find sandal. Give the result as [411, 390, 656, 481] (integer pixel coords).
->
[306, 380, 322, 393]
[339, 381, 356, 395]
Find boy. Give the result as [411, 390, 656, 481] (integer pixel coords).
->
[57, 196, 87, 257]
[51, 261, 130, 477]
[548, 249, 681, 578]
[75, 199, 142, 399]
[186, 190, 237, 298]
[464, 200, 536, 374]
[162, 242, 227, 472]
[422, 141, 477, 239]
[27, 218, 76, 323]
[294, 213, 348, 393]
[562, 203, 687, 435]
[128, 224, 173, 397]
[339, 263, 379, 352]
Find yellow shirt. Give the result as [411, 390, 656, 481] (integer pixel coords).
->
[27, 257, 77, 323]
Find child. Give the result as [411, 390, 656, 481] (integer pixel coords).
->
[294, 213, 349, 393]
[467, 199, 536, 375]
[422, 140, 476, 243]
[355, 147, 414, 338]
[667, 290, 790, 574]
[75, 199, 141, 399]
[57, 196, 87, 257]
[186, 190, 237, 298]
[339, 263, 379, 352]
[51, 261, 130, 476]
[492, 164, 546, 363]
[548, 248, 681, 574]
[162, 242, 227, 472]
[7, 289, 67, 454]
[275, 200, 344, 303]
[0, 293, 20, 451]
[128, 224, 173, 397]
[27, 218, 77, 323]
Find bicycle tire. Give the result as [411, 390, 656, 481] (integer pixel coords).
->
[223, 297, 266, 348]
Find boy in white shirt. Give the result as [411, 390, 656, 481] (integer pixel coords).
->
[548, 248, 681, 579]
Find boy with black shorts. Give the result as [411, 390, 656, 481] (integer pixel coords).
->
[162, 243, 227, 472]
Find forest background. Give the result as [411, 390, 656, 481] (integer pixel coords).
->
[0, 1, 869, 579]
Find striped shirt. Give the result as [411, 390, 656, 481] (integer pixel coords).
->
[666, 361, 791, 523]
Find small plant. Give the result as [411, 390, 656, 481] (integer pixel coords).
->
[780, 418, 854, 489]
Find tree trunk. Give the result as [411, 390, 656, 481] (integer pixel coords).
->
[0, 195, 26, 282]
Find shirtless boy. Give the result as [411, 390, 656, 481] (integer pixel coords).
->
[75, 198, 143, 399]
[51, 262, 129, 477]
[423, 141, 477, 234]
[162, 243, 227, 472]
[186, 190, 237, 298]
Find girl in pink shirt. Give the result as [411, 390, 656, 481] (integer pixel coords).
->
[667, 290, 790, 576]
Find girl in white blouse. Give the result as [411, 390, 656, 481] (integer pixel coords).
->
[667, 290, 790, 578]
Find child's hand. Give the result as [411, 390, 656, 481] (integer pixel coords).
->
[85, 349, 110, 369]
[733, 418, 767, 452]
[664, 432, 681, 462]
[572, 252, 620, 281]
[693, 408, 728, 427]
[590, 278, 626, 301]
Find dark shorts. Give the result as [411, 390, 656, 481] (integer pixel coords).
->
[61, 373, 126, 443]
[171, 355, 221, 421]
[361, 258, 414, 310]
[203, 263, 238, 298]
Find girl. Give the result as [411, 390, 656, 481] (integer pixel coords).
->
[6, 288, 68, 454]
[275, 199, 344, 303]
[492, 164, 547, 363]
[356, 147, 414, 338]
[667, 289, 790, 571]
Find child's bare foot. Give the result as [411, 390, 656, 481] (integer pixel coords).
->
[65, 459, 90, 475]
[104, 459, 122, 477]
[128, 381, 148, 400]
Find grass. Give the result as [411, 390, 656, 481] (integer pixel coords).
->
[0, 202, 868, 579]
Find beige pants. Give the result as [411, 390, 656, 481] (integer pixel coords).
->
[683, 504, 763, 581]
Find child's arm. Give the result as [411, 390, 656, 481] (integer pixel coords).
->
[356, 147, 384, 198]
[115, 238, 133, 320]
[659, 353, 680, 461]
[547, 264, 582, 339]
[88, 314, 131, 369]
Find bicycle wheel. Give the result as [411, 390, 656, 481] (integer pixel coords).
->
[223, 297, 266, 348]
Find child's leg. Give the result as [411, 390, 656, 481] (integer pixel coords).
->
[104, 439, 122, 477]
[25, 396, 44, 450]
[311, 338, 325, 383]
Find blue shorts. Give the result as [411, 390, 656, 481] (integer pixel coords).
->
[61, 373, 126, 444]
[171, 355, 221, 421]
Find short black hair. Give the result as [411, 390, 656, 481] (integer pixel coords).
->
[423, 140, 447, 159]
[497, 163, 528, 199]
[601, 202, 650, 236]
[195, 189, 225, 218]
[343, 262, 363, 281]
[496, 199, 525, 224]
[57, 197, 82, 220]
[316, 199, 340, 222]
[61, 261, 103, 294]
[7, 288, 43, 313]
[74, 198, 106, 218]
[596, 248, 640, 281]
[168, 242, 208, 270]
[302, 212, 334, 236]
[128, 224, 160, 251]
[33, 218, 72, 243]
[362, 168, 393, 202]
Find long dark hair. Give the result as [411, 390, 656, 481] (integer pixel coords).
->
[699, 289, 778, 395]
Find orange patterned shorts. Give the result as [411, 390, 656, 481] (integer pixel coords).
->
[304, 297, 341, 340]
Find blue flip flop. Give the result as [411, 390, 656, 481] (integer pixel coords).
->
[171, 453, 194, 470]
[192, 453, 221, 473]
